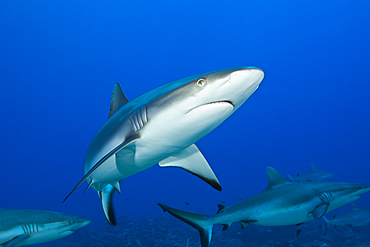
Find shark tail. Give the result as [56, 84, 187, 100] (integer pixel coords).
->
[158, 203, 213, 247]
[322, 216, 329, 235]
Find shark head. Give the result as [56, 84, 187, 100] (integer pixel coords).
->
[325, 183, 370, 211]
[0, 209, 90, 246]
[141, 67, 265, 147]
[152, 67, 265, 112]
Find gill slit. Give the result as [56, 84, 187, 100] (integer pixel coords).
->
[129, 105, 148, 131]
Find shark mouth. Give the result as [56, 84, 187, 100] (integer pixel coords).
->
[205, 100, 234, 106]
[187, 101, 234, 114]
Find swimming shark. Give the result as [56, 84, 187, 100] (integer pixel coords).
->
[158, 167, 370, 247]
[0, 209, 90, 247]
[63, 67, 265, 225]
[284, 163, 334, 182]
[323, 202, 370, 234]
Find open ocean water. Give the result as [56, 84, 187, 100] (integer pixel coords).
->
[1, 1, 369, 246]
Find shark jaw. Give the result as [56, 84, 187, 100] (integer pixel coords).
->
[187, 100, 235, 113]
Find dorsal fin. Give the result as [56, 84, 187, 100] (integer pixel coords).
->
[265, 166, 288, 190]
[310, 163, 317, 170]
[351, 202, 357, 210]
[108, 82, 129, 118]
[217, 204, 226, 214]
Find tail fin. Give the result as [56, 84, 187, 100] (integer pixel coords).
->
[158, 203, 213, 247]
[98, 184, 117, 226]
[322, 216, 329, 235]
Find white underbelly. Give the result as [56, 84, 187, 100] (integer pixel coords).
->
[87, 136, 189, 191]
[255, 205, 314, 226]
[115, 138, 186, 175]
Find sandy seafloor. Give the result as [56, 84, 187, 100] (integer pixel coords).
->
[35, 213, 370, 247]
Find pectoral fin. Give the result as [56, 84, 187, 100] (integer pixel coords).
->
[3, 234, 29, 247]
[159, 144, 221, 191]
[221, 223, 230, 231]
[216, 204, 226, 214]
[63, 134, 139, 203]
[239, 219, 258, 229]
[308, 203, 329, 219]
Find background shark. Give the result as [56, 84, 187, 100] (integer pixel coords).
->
[323, 202, 370, 234]
[0, 209, 90, 247]
[158, 167, 370, 247]
[64, 67, 265, 225]
[284, 163, 334, 182]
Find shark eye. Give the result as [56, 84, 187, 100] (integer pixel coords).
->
[196, 78, 206, 89]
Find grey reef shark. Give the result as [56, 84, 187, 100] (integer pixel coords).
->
[284, 163, 334, 182]
[158, 167, 370, 247]
[323, 202, 370, 234]
[63, 67, 265, 225]
[0, 209, 90, 247]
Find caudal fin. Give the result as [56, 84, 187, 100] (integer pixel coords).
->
[158, 203, 213, 247]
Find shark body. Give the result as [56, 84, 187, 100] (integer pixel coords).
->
[64, 67, 265, 225]
[158, 167, 370, 247]
[0, 209, 90, 247]
[284, 163, 333, 182]
[323, 202, 370, 234]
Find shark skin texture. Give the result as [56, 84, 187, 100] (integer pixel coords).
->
[158, 167, 370, 247]
[0, 209, 90, 247]
[63, 67, 265, 225]
[323, 202, 370, 234]
[283, 163, 334, 182]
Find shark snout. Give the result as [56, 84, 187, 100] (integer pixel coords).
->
[72, 217, 91, 229]
[357, 184, 370, 194]
[336, 183, 370, 197]
[229, 67, 265, 88]
[223, 67, 265, 110]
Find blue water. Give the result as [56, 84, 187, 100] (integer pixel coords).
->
[1, 0, 369, 246]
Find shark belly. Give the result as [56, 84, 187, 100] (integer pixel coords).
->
[0, 226, 24, 245]
[23, 230, 74, 245]
[327, 195, 360, 212]
[88, 99, 233, 189]
[254, 205, 315, 226]
[115, 102, 234, 179]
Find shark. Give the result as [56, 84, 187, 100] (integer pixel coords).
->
[63, 67, 265, 225]
[158, 167, 370, 247]
[323, 202, 370, 234]
[283, 163, 334, 182]
[0, 209, 90, 247]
